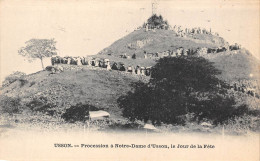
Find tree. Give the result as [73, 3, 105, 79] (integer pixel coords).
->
[150, 56, 225, 95]
[118, 56, 249, 125]
[18, 38, 57, 70]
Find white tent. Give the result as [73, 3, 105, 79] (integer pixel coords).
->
[143, 123, 157, 130]
[89, 110, 110, 120]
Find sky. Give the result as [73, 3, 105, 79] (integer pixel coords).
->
[0, 0, 259, 84]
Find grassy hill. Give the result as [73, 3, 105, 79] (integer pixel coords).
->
[95, 27, 258, 83]
[202, 48, 260, 83]
[0, 66, 149, 120]
[98, 28, 228, 58]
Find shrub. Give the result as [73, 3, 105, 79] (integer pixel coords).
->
[0, 96, 22, 114]
[26, 97, 56, 116]
[45, 66, 53, 71]
[2, 71, 26, 87]
[45, 66, 63, 73]
[61, 103, 98, 123]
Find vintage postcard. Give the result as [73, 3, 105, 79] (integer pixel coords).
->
[0, 0, 259, 160]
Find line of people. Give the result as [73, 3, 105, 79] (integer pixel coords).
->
[172, 25, 216, 38]
[144, 44, 241, 59]
[51, 56, 152, 76]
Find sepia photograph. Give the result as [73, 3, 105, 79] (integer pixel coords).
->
[0, 0, 259, 160]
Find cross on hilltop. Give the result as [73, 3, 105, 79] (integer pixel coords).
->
[152, 0, 158, 15]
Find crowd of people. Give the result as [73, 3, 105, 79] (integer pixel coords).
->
[50, 56, 152, 76]
[144, 43, 241, 59]
[171, 25, 217, 38]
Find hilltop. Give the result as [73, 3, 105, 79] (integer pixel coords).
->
[98, 28, 228, 59]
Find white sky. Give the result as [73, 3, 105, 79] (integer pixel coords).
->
[0, 0, 259, 83]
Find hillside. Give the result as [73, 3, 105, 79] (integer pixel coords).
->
[203, 48, 260, 83]
[0, 66, 149, 120]
[94, 26, 259, 84]
[98, 28, 228, 58]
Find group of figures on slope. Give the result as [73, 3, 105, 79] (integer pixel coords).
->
[172, 25, 216, 37]
[50, 56, 152, 76]
[144, 43, 241, 59]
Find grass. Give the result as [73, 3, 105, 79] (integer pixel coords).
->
[0, 65, 149, 120]
[202, 48, 260, 82]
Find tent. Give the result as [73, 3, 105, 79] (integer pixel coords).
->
[89, 110, 110, 120]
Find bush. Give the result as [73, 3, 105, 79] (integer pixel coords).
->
[0, 96, 22, 114]
[2, 71, 26, 87]
[61, 103, 98, 123]
[45, 66, 64, 73]
[26, 97, 56, 116]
